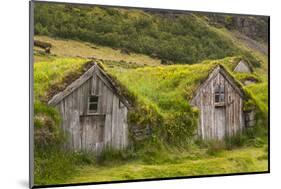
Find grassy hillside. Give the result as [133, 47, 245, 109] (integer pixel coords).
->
[34, 36, 161, 66]
[34, 2, 262, 65]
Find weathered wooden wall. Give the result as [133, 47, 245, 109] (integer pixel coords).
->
[55, 68, 128, 153]
[191, 68, 245, 140]
[234, 61, 251, 73]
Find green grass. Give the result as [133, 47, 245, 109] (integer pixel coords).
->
[104, 56, 266, 116]
[106, 57, 233, 112]
[61, 146, 267, 184]
[34, 57, 88, 101]
[245, 83, 268, 113]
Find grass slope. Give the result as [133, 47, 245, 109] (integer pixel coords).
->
[34, 36, 162, 66]
[34, 2, 259, 64]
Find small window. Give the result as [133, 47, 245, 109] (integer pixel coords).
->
[88, 95, 99, 113]
[214, 84, 225, 103]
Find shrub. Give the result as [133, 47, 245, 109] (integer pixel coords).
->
[163, 108, 198, 146]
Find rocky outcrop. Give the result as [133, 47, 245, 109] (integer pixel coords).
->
[205, 14, 269, 43]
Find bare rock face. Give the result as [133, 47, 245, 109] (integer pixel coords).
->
[203, 14, 269, 43]
[233, 16, 268, 42]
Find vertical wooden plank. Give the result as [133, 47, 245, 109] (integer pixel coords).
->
[104, 114, 112, 146]
[101, 84, 107, 114]
[105, 88, 113, 147]
[209, 78, 215, 138]
[200, 93, 204, 140]
[240, 98, 244, 129]
[116, 102, 122, 149]
[111, 95, 119, 148]
[96, 75, 100, 96]
[122, 107, 128, 148]
[97, 79, 104, 114]
[91, 72, 97, 95]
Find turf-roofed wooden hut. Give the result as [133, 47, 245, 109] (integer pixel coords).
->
[190, 65, 247, 140]
[49, 62, 130, 154]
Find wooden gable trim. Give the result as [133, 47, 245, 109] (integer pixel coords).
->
[95, 67, 130, 108]
[190, 65, 244, 105]
[219, 66, 245, 97]
[48, 62, 130, 108]
[48, 64, 96, 106]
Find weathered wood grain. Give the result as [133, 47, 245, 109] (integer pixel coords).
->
[234, 60, 252, 73]
[191, 66, 245, 140]
[51, 63, 129, 154]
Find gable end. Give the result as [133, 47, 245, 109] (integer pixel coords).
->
[190, 65, 245, 105]
[48, 62, 130, 107]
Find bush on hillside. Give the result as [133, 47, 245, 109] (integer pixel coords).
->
[34, 3, 257, 64]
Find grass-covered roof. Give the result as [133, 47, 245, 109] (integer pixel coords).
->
[34, 55, 268, 146]
[34, 56, 266, 115]
[104, 57, 246, 113]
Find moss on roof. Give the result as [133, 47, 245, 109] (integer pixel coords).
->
[35, 56, 265, 114]
[34, 57, 90, 103]
[104, 56, 246, 113]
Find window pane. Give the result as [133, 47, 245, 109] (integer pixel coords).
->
[220, 94, 224, 101]
[89, 95, 99, 103]
[215, 94, 220, 102]
[89, 104, 98, 111]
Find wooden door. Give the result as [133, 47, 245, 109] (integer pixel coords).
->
[80, 115, 105, 152]
[214, 106, 226, 140]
